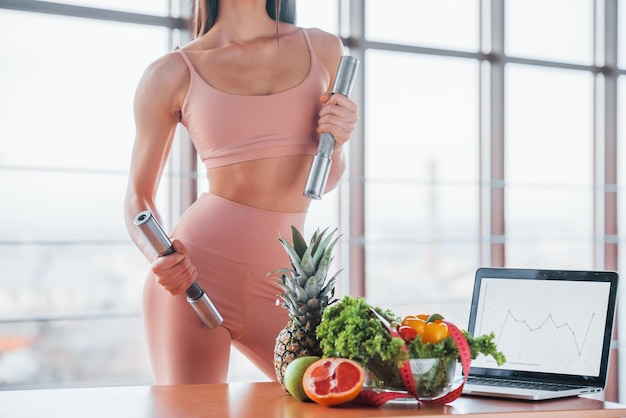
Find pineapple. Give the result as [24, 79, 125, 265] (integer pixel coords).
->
[272, 225, 341, 392]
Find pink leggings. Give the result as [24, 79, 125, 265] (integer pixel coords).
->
[143, 193, 306, 384]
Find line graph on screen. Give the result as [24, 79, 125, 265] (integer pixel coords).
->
[496, 310, 595, 357]
[472, 278, 610, 375]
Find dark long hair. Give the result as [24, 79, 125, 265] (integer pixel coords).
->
[192, 0, 296, 38]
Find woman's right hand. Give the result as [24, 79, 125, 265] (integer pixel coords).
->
[150, 239, 197, 296]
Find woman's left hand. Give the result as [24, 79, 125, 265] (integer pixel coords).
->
[318, 93, 359, 147]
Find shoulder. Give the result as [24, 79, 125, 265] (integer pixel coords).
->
[304, 27, 343, 53]
[303, 28, 344, 74]
[140, 51, 188, 92]
[135, 50, 189, 110]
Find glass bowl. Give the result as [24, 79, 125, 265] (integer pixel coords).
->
[361, 358, 457, 401]
[409, 358, 456, 400]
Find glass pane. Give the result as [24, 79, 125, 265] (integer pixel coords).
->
[506, 187, 593, 241]
[365, 50, 479, 317]
[0, 244, 146, 317]
[365, 182, 478, 321]
[295, 0, 338, 34]
[0, 11, 170, 171]
[305, 186, 341, 233]
[506, 65, 593, 187]
[505, 65, 593, 268]
[366, 243, 476, 326]
[50, 0, 168, 15]
[506, 240, 593, 269]
[0, 9, 173, 389]
[0, 170, 169, 242]
[0, 316, 151, 388]
[366, 0, 479, 52]
[366, 50, 479, 183]
[506, 188, 594, 267]
[505, 0, 594, 64]
[366, 184, 478, 242]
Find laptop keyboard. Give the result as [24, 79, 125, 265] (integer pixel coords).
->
[466, 377, 586, 392]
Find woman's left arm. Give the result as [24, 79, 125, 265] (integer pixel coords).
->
[309, 29, 360, 192]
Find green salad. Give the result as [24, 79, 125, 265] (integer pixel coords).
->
[316, 296, 506, 392]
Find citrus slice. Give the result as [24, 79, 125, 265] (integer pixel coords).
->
[302, 358, 365, 407]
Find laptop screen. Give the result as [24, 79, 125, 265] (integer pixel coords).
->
[467, 268, 618, 383]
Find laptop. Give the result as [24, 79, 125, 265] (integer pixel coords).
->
[461, 267, 619, 401]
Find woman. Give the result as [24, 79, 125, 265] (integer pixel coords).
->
[123, 0, 358, 385]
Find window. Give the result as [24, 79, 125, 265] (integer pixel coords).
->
[0, 5, 171, 388]
[505, 0, 593, 65]
[366, 0, 479, 52]
[364, 50, 479, 324]
[505, 65, 594, 268]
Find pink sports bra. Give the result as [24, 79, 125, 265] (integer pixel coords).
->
[176, 29, 330, 169]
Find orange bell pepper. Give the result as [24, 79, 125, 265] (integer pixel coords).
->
[402, 313, 449, 344]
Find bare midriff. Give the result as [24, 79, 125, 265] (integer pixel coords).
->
[207, 154, 313, 212]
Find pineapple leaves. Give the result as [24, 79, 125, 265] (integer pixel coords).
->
[321, 269, 343, 297]
[277, 237, 306, 278]
[290, 225, 308, 259]
[304, 275, 321, 298]
[300, 227, 338, 278]
[284, 273, 310, 302]
[280, 290, 299, 311]
[315, 236, 340, 280]
[272, 225, 343, 326]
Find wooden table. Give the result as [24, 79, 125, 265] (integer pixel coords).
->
[1, 382, 625, 418]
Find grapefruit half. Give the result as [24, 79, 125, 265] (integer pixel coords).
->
[302, 358, 365, 407]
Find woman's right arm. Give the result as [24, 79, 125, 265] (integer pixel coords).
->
[123, 53, 197, 295]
